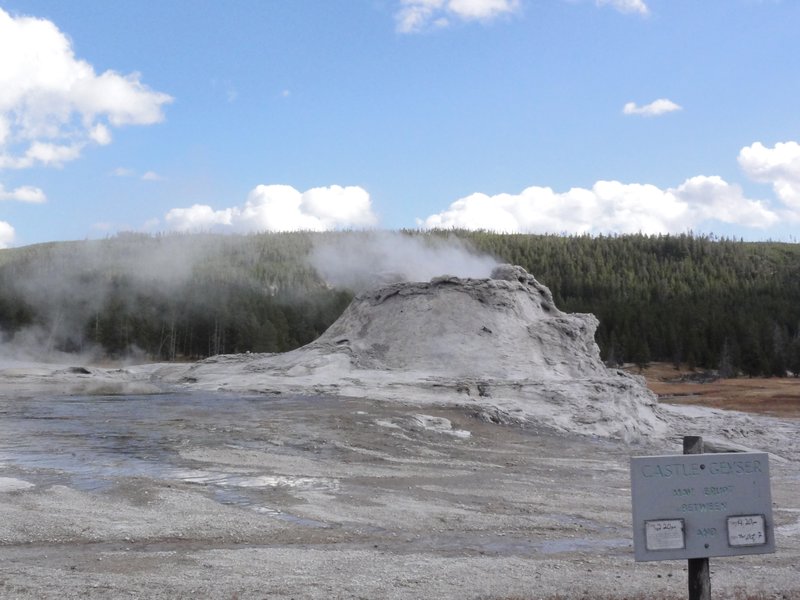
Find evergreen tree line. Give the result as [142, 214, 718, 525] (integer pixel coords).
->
[1, 231, 799, 376]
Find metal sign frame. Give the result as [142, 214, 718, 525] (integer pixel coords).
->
[630, 452, 775, 562]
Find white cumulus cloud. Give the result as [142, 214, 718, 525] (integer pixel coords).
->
[0, 7, 172, 171]
[0, 183, 46, 203]
[0, 220, 14, 248]
[672, 175, 777, 228]
[738, 141, 800, 212]
[89, 123, 112, 146]
[164, 184, 378, 233]
[395, 0, 520, 33]
[623, 99, 682, 117]
[419, 175, 778, 235]
[596, 0, 649, 15]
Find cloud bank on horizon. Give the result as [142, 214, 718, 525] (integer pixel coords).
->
[158, 140, 797, 238]
[2, 0, 800, 248]
[165, 185, 378, 233]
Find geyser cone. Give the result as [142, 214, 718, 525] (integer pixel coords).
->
[315, 264, 606, 379]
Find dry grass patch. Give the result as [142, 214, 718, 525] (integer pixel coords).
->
[625, 363, 800, 419]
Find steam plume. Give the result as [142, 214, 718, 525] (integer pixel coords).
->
[309, 231, 499, 292]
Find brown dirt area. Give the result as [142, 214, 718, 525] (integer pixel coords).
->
[627, 363, 800, 418]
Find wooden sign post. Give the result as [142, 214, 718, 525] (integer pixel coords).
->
[683, 436, 711, 600]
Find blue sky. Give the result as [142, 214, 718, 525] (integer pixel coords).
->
[1, 0, 799, 248]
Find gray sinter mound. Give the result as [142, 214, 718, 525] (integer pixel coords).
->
[317, 264, 602, 378]
[164, 264, 669, 441]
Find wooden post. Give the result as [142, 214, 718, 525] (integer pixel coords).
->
[684, 435, 711, 600]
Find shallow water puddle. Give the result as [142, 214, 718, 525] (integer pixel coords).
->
[0, 392, 335, 509]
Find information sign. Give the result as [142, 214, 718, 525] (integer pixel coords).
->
[630, 452, 775, 561]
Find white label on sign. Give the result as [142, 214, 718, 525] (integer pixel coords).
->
[645, 519, 685, 551]
[727, 515, 766, 547]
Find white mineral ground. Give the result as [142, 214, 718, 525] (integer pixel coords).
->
[1, 264, 798, 598]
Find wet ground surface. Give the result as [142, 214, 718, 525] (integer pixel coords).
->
[1, 392, 799, 599]
[2, 393, 328, 494]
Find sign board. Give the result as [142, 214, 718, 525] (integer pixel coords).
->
[630, 452, 774, 561]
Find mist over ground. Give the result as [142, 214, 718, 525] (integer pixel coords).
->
[0, 235, 220, 362]
[0, 231, 498, 362]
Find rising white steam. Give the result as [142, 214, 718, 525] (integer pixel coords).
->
[309, 231, 499, 292]
[0, 231, 499, 362]
[0, 235, 217, 362]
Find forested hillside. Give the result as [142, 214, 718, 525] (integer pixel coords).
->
[1, 231, 799, 376]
